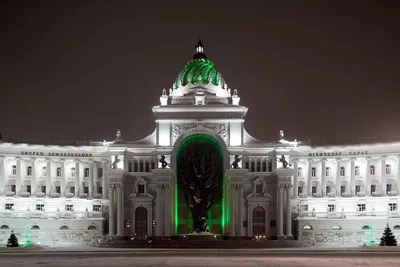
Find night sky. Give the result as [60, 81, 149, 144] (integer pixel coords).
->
[1, 1, 400, 144]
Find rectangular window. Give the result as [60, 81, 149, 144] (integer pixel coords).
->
[262, 161, 267, 172]
[244, 161, 249, 170]
[10, 185, 16, 193]
[84, 186, 89, 194]
[355, 166, 360, 176]
[11, 165, 16, 176]
[65, 204, 73, 211]
[139, 161, 144, 172]
[36, 204, 44, 211]
[251, 161, 255, 172]
[93, 204, 102, 212]
[371, 185, 376, 193]
[268, 161, 273, 172]
[340, 167, 345, 177]
[84, 168, 89, 178]
[133, 160, 138, 172]
[70, 186, 75, 194]
[298, 186, 302, 196]
[355, 185, 361, 194]
[357, 204, 366, 212]
[389, 203, 397, 211]
[145, 161, 150, 172]
[98, 187, 103, 195]
[326, 186, 331, 194]
[26, 185, 31, 194]
[270, 220, 276, 228]
[128, 162, 133, 172]
[370, 165, 375, 176]
[41, 186, 46, 194]
[56, 186, 61, 194]
[311, 167, 316, 177]
[71, 168, 75, 177]
[387, 184, 392, 193]
[27, 166, 32, 176]
[255, 184, 262, 193]
[56, 167, 62, 177]
[138, 184, 145, 194]
[312, 186, 316, 195]
[256, 161, 261, 172]
[98, 168, 103, 178]
[328, 204, 335, 212]
[325, 167, 330, 177]
[341, 186, 346, 195]
[151, 160, 156, 170]
[5, 203, 14, 210]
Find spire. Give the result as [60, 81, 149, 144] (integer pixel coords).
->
[193, 38, 207, 59]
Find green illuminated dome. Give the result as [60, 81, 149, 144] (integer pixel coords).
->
[172, 41, 226, 90]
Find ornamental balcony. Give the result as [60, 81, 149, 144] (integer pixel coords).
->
[21, 192, 31, 197]
[312, 193, 322, 198]
[65, 193, 74, 198]
[327, 192, 336, 198]
[299, 193, 307, 198]
[93, 194, 102, 199]
[36, 192, 45, 198]
[51, 193, 60, 198]
[357, 192, 366, 197]
[388, 191, 397, 196]
[372, 192, 381, 197]
[5, 191, 15, 197]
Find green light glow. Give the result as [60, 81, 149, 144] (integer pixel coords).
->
[23, 225, 32, 247]
[365, 225, 377, 246]
[173, 58, 225, 89]
[176, 133, 227, 235]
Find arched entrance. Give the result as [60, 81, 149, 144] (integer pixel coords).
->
[135, 206, 148, 238]
[252, 206, 266, 237]
[176, 133, 225, 235]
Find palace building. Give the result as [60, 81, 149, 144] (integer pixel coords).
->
[1, 41, 399, 247]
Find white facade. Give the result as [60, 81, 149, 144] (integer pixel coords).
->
[1, 42, 399, 247]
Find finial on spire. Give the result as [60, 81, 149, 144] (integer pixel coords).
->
[193, 38, 207, 60]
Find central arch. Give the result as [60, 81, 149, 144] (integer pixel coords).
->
[176, 133, 227, 235]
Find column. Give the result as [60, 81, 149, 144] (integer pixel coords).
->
[285, 185, 293, 238]
[46, 159, 51, 196]
[74, 160, 80, 197]
[60, 160, 65, 196]
[321, 159, 326, 197]
[365, 157, 371, 196]
[350, 158, 355, 196]
[397, 156, 400, 195]
[108, 185, 115, 237]
[31, 159, 37, 196]
[102, 161, 108, 199]
[0, 157, 5, 195]
[292, 160, 299, 198]
[116, 184, 124, 236]
[277, 185, 284, 238]
[88, 160, 94, 198]
[16, 157, 22, 196]
[156, 185, 163, 236]
[164, 185, 171, 236]
[229, 184, 236, 236]
[238, 184, 244, 236]
[93, 162, 98, 196]
[307, 160, 312, 197]
[381, 157, 387, 196]
[335, 159, 341, 197]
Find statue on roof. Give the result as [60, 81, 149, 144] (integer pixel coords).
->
[159, 155, 170, 169]
[278, 155, 291, 169]
[111, 155, 121, 169]
[231, 155, 241, 169]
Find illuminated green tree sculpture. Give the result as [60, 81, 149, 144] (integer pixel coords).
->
[177, 134, 223, 233]
[380, 224, 397, 246]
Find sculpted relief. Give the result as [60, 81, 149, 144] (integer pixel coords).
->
[171, 123, 229, 145]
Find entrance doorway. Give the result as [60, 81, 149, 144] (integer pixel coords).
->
[135, 206, 148, 238]
[252, 206, 266, 238]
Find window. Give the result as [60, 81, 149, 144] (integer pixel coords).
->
[386, 164, 392, 175]
[41, 186, 46, 194]
[41, 166, 46, 177]
[151, 160, 156, 170]
[98, 168, 103, 178]
[36, 204, 44, 211]
[245, 161, 249, 170]
[355, 166, 360, 176]
[328, 204, 335, 212]
[98, 187, 103, 195]
[65, 204, 73, 212]
[298, 186, 302, 196]
[26, 185, 31, 194]
[10, 185, 16, 193]
[27, 166, 32, 176]
[60, 225, 69, 230]
[256, 161, 261, 172]
[298, 167, 303, 177]
[128, 161, 133, 172]
[387, 184, 392, 193]
[325, 167, 331, 177]
[340, 167, 345, 177]
[312, 186, 316, 195]
[311, 167, 316, 177]
[11, 165, 16, 175]
[5, 203, 14, 210]
[145, 161, 150, 172]
[70, 186, 75, 194]
[138, 184, 145, 194]
[56, 186, 61, 194]
[303, 224, 312, 230]
[268, 161, 272, 172]
[84, 168, 89, 178]
[262, 161, 267, 172]
[255, 184, 262, 193]
[93, 205, 102, 212]
[370, 165, 375, 175]
[326, 186, 331, 194]
[357, 204, 366, 212]
[389, 203, 397, 211]
[341, 185, 346, 195]
[371, 185, 376, 193]
[56, 167, 61, 177]
[31, 225, 40, 230]
[332, 225, 341, 230]
[251, 161, 255, 172]
[88, 225, 97, 230]
[270, 220, 276, 228]
[71, 167, 75, 177]
[355, 185, 361, 194]
[84, 186, 89, 194]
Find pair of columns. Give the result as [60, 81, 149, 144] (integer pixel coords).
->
[277, 184, 293, 239]
[108, 184, 124, 237]
[229, 184, 244, 236]
[155, 184, 171, 236]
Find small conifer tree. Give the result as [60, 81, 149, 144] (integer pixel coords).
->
[380, 224, 397, 246]
[6, 231, 19, 247]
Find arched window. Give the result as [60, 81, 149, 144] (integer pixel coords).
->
[27, 166, 32, 177]
[303, 224, 312, 230]
[87, 225, 97, 230]
[56, 167, 62, 177]
[11, 165, 16, 176]
[60, 225, 69, 230]
[325, 167, 331, 177]
[370, 165, 375, 176]
[0, 225, 9, 229]
[393, 225, 400, 231]
[386, 164, 391, 175]
[297, 167, 303, 177]
[355, 166, 360, 176]
[31, 225, 40, 230]
[332, 225, 341, 230]
[340, 166, 345, 177]
[311, 167, 316, 177]
[362, 225, 370, 230]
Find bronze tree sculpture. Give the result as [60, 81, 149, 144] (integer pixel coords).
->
[177, 134, 223, 233]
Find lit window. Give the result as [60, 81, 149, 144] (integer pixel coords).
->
[27, 166, 32, 176]
[389, 203, 397, 211]
[311, 167, 316, 177]
[325, 167, 331, 177]
[36, 204, 44, 211]
[355, 166, 360, 176]
[11, 165, 16, 176]
[65, 204, 73, 212]
[303, 224, 312, 230]
[56, 167, 62, 177]
[5, 203, 14, 210]
[328, 204, 335, 212]
[93, 205, 102, 212]
[357, 204, 366, 212]
[386, 164, 391, 175]
[71, 167, 75, 177]
[298, 167, 303, 177]
[370, 165, 375, 175]
[340, 167, 345, 177]
[84, 168, 89, 178]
